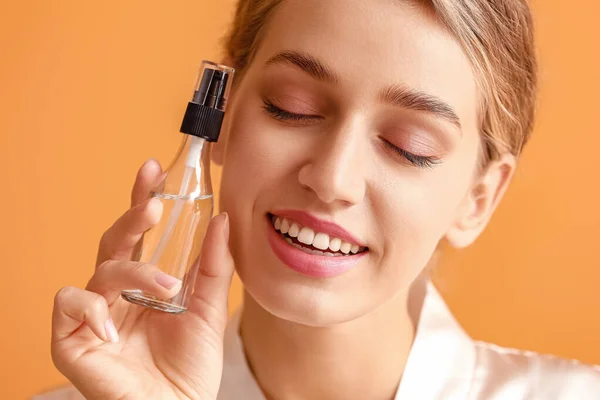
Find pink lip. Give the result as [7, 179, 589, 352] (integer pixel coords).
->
[270, 209, 365, 247]
[266, 216, 367, 278]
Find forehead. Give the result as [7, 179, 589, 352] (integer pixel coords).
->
[252, 0, 479, 133]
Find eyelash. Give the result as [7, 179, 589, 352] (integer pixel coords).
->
[262, 100, 440, 169]
[381, 139, 440, 169]
[262, 100, 321, 122]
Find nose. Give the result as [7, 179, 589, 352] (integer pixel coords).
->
[297, 119, 368, 206]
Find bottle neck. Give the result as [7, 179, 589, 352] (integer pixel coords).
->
[182, 134, 208, 168]
[162, 134, 212, 198]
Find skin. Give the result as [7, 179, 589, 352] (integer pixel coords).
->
[50, 0, 515, 399]
[215, 1, 514, 397]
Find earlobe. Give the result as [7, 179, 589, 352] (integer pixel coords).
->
[445, 153, 516, 248]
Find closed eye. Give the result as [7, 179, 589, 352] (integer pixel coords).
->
[262, 100, 323, 122]
[381, 139, 441, 169]
[262, 100, 440, 169]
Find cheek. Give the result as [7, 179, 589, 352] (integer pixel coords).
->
[220, 107, 266, 212]
[220, 94, 318, 198]
[376, 184, 444, 272]
[373, 145, 477, 271]
[218, 96, 299, 229]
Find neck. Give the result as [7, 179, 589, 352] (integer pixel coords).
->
[239, 283, 424, 400]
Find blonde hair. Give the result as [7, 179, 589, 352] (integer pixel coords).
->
[221, 0, 538, 164]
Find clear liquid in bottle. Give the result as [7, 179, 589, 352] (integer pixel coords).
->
[121, 192, 213, 313]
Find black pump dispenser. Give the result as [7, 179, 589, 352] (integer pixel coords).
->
[180, 62, 233, 142]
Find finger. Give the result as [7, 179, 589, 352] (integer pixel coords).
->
[131, 158, 164, 207]
[188, 213, 235, 330]
[52, 286, 117, 343]
[96, 197, 163, 266]
[87, 260, 182, 305]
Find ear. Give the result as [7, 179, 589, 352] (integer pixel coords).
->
[211, 57, 238, 166]
[445, 153, 517, 248]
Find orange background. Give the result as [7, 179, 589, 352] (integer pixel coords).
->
[1, 0, 598, 398]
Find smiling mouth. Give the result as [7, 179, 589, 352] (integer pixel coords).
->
[268, 213, 368, 257]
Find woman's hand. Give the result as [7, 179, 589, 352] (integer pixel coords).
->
[51, 159, 235, 400]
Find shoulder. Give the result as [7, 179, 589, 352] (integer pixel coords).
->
[411, 281, 600, 399]
[470, 340, 600, 399]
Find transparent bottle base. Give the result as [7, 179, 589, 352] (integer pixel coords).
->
[121, 290, 187, 314]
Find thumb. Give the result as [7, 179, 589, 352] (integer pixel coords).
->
[187, 212, 235, 330]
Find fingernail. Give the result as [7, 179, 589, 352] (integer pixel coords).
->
[143, 158, 160, 169]
[144, 197, 162, 212]
[104, 317, 119, 343]
[222, 212, 229, 242]
[155, 272, 181, 289]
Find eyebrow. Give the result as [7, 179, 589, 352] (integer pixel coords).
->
[379, 85, 462, 129]
[265, 50, 462, 130]
[265, 50, 340, 85]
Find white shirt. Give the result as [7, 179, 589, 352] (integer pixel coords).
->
[36, 281, 600, 399]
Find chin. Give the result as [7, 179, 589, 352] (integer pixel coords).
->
[235, 259, 381, 327]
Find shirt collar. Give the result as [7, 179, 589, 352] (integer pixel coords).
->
[394, 280, 475, 399]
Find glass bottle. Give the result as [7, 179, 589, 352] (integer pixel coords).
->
[121, 61, 234, 313]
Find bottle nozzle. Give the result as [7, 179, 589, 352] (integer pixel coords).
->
[194, 67, 230, 111]
[180, 61, 235, 142]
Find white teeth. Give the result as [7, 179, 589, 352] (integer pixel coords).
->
[298, 227, 315, 245]
[289, 241, 340, 257]
[329, 237, 341, 252]
[282, 233, 350, 258]
[288, 223, 300, 238]
[280, 218, 290, 234]
[312, 232, 330, 250]
[273, 215, 364, 255]
[340, 241, 352, 254]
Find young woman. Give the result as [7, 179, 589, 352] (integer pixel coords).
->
[40, 0, 600, 399]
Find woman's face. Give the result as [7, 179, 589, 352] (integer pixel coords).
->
[216, 0, 502, 325]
